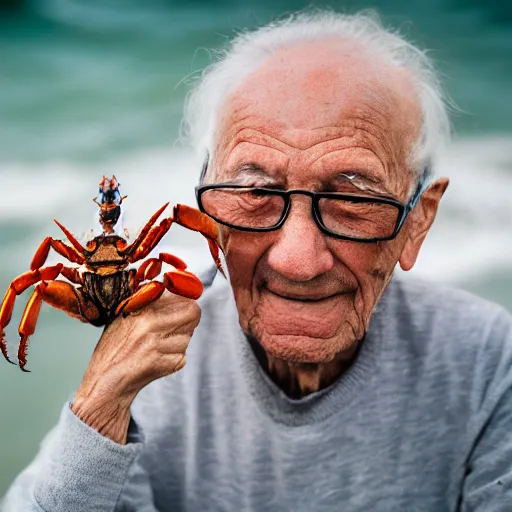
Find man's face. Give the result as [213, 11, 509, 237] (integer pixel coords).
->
[211, 39, 446, 364]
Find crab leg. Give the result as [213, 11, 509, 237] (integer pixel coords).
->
[120, 203, 169, 256]
[60, 266, 83, 284]
[53, 220, 86, 256]
[17, 287, 42, 372]
[119, 258, 203, 317]
[16, 280, 100, 372]
[173, 204, 224, 276]
[129, 217, 174, 263]
[31, 237, 53, 270]
[10, 264, 64, 295]
[51, 239, 85, 265]
[31, 236, 84, 268]
[30, 236, 85, 270]
[135, 252, 188, 286]
[0, 264, 63, 364]
[0, 289, 16, 364]
[115, 281, 166, 317]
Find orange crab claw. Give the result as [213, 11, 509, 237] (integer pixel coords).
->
[135, 258, 163, 282]
[173, 204, 218, 239]
[163, 270, 203, 300]
[159, 252, 187, 270]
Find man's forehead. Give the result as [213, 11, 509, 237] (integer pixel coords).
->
[217, 37, 421, 152]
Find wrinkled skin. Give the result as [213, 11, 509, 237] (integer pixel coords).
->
[210, 38, 449, 397]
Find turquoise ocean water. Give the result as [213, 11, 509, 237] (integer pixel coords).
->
[0, 0, 510, 496]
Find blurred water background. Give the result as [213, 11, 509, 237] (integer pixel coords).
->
[0, 0, 511, 497]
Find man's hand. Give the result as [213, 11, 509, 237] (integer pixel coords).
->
[71, 292, 200, 444]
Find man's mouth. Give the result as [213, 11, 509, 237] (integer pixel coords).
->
[265, 288, 345, 303]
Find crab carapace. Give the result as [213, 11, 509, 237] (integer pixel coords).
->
[0, 176, 223, 372]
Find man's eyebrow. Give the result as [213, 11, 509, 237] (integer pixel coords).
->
[335, 171, 382, 184]
[229, 164, 278, 182]
[329, 172, 394, 196]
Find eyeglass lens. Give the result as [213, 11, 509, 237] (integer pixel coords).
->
[200, 187, 400, 239]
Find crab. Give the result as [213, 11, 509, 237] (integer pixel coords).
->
[0, 176, 223, 372]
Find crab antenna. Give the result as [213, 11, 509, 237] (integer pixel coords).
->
[53, 219, 86, 255]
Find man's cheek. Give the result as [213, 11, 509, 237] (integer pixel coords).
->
[336, 243, 396, 321]
[222, 229, 268, 279]
[220, 229, 264, 323]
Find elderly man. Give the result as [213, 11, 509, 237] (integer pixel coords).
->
[3, 10, 512, 512]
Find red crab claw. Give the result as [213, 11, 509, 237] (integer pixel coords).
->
[173, 205, 225, 277]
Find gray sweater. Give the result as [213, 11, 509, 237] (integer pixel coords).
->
[2, 271, 512, 511]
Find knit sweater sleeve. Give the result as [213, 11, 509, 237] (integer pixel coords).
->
[461, 309, 512, 511]
[1, 403, 157, 512]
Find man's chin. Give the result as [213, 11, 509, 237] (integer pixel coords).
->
[248, 326, 357, 364]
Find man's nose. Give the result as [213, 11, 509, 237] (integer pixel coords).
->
[266, 197, 334, 281]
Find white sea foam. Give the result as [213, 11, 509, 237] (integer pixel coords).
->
[0, 136, 510, 283]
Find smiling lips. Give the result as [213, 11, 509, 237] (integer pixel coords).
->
[265, 287, 350, 302]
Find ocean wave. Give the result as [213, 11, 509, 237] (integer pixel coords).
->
[409, 135, 512, 282]
[0, 136, 510, 283]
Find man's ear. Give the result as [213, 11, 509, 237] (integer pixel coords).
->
[399, 177, 449, 271]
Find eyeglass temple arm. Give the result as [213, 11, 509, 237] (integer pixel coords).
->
[408, 167, 432, 211]
[199, 153, 210, 185]
[395, 167, 432, 232]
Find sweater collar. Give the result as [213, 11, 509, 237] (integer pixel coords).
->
[225, 277, 392, 427]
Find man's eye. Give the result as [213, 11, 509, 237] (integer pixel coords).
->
[238, 191, 272, 209]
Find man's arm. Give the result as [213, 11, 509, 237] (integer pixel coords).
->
[2, 292, 200, 511]
[1, 404, 155, 512]
[461, 309, 512, 511]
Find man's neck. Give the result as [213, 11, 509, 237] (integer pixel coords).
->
[247, 336, 362, 399]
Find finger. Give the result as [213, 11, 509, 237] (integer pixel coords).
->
[146, 300, 201, 336]
[147, 353, 187, 380]
[155, 333, 192, 355]
[147, 290, 199, 314]
[162, 353, 187, 374]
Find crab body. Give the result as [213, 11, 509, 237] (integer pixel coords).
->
[81, 270, 133, 326]
[85, 234, 129, 271]
[0, 176, 223, 371]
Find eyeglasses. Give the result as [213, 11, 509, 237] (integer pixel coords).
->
[195, 169, 430, 243]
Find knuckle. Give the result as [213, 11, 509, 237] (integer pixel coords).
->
[156, 333, 190, 355]
[172, 354, 187, 373]
[152, 354, 187, 377]
[187, 301, 201, 326]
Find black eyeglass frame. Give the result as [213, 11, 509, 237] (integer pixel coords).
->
[195, 157, 430, 243]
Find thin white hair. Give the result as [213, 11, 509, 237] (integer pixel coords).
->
[182, 9, 451, 179]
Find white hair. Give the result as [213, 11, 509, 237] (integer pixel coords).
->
[182, 9, 451, 179]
